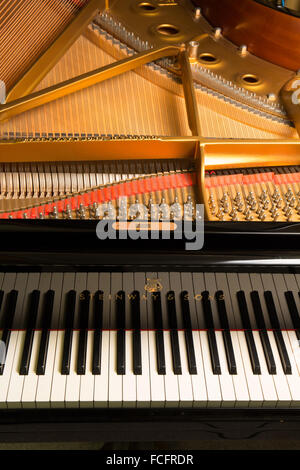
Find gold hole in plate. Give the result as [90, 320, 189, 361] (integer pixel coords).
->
[138, 2, 157, 11]
[199, 53, 218, 64]
[156, 24, 180, 36]
[241, 73, 260, 85]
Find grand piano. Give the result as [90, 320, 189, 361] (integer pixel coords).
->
[0, 0, 300, 443]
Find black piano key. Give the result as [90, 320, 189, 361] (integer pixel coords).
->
[61, 290, 76, 375]
[180, 291, 197, 375]
[36, 290, 54, 375]
[77, 290, 90, 375]
[92, 290, 103, 375]
[285, 291, 300, 341]
[152, 292, 166, 375]
[19, 290, 40, 375]
[167, 291, 182, 375]
[264, 291, 292, 375]
[215, 290, 237, 375]
[0, 289, 17, 375]
[236, 291, 261, 375]
[201, 291, 221, 375]
[116, 290, 126, 375]
[250, 291, 276, 375]
[131, 290, 142, 375]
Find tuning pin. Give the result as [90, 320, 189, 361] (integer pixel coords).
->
[285, 188, 293, 201]
[220, 192, 228, 204]
[234, 191, 242, 202]
[50, 206, 58, 219]
[289, 197, 296, 208]
[77, 203, 86, 219]
[282, 203, 289, 214]
[216, 208, 225, 220]
[263, 199, 270, 210]
[245, 212, 254, 221]
[258, 211, 266, 221]
[285, 208, 293, 219]
[64, 204, 72, 219]
[260, 189, 268, 201]
[222, 202, 229, 213]
[229, 208, 237, 218]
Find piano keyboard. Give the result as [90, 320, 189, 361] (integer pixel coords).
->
[1, 271, 300, 409]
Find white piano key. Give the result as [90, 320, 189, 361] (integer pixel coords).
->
[159, 273, 179, 408]
[164, 331, 179, 408]
[287, 330, 300, 376]
[252, 331, 278, 407]
[260, 274, 293, 407]
[22, 274, 52, 409]
[281, 330, 300, 407]
[134, 273, 151, 408]
[6, 331, 26, 408]
[21, 331, 41, 408]
[94, 330, 109, 407]
[215, 331, 236, 407]
[79, 331, 94, 408]
[230, 332, 250, 407]
[199, 331, 221, 407]
[0, 273, 21, 409]
[177, 331, 193, 407]
[50, 331, 66, 408]
[36, 331, 57, 408]
[123, 273, 136, 407]
[266, 330, 291, 407]
[136, 331, 151, 408]
[65, 331, 80, 408]
[123, 331, 136, 408]
[50, 273, 75, 408]
[169, 272, 192, 407]
[0, 331, 18, 408]
[236, 332, 264, 407]
[148, 331, 165, 408]
[108, 330, 122, 408]
[181, 272, 207, 407]
[191, 331, 208, 407]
